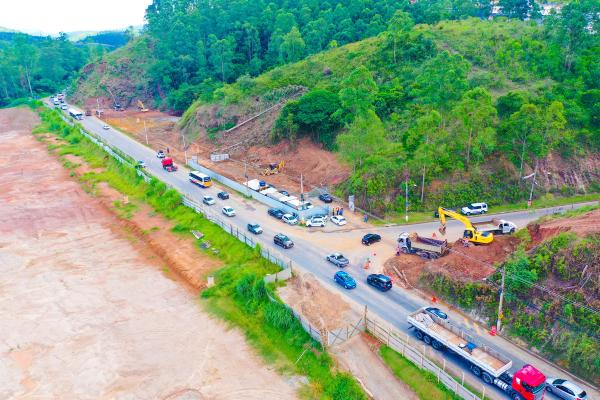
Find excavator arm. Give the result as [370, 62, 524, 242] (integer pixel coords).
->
[437, 207, 493, 244]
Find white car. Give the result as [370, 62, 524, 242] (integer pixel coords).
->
[202, 196, 215, 205]
[331, 215, 347, 226]
[222, 206, 236, 217]
[136, 160, 146, 169]
[306, 216, 326, 227]
[461, 202, 488, 215]
[60, 104, 68, 110]
[102, 124, 110, 130]
[282, 213, 298, 225]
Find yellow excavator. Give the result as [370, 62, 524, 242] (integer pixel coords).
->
[437, 207, 494, 244]
[137, 100, 149, 112]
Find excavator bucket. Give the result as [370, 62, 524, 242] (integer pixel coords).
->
[438, 225, 447, 235]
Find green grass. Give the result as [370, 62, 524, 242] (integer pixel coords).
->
[379, 345, 463, 400]
[378, 193, 600, 226]
[32, 104, 367, 400]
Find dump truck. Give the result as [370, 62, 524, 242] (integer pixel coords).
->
[407, 308, 546, 400]
[161, 158, 178, 172]
[472, 219, 517, 235]
[398, 232, 448, 259]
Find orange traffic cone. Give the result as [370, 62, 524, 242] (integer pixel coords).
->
[431, 296, 437, 303]
[432, 232, 437, 238]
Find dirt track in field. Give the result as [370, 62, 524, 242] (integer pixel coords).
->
[0, 107, 298, 400]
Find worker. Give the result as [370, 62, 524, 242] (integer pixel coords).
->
[167, 147, 170, 154]
[363, 213, 368, 223]
[340, 207, 344, 215]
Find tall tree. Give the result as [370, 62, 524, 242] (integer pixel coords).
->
[506, 103, 543, 178]
[337, 66, 378, 120]
[280, 27, 306, 64]
[337, 110, 387, 173]
[208, 35, 235, 82]
[499, 0, 540, 20]
[386, 10, 414, 64]
[451, 87, 497, 168]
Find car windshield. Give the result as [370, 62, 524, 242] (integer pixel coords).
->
[339, 274, 351, 282]
[523, 382, 545, 394]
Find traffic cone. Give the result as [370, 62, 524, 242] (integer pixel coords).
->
[431, 296, 437, 303]
[489, 326, 497, 336]
[432, 232, 437, 238]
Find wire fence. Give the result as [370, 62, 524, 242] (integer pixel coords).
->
[366, 315, 485, 400]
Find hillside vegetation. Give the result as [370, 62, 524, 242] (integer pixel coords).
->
[181, 7, 599, 212]
[425, 207, 600, 384]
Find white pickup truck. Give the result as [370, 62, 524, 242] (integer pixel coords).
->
[473, 219, 517, 235]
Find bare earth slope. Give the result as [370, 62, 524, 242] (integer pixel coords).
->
[0, 107, 297, 400]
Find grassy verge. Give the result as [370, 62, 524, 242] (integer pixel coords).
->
[31, 104, 366, 400]
[379, 345, 464, 400]
[378, 193, 600, 225]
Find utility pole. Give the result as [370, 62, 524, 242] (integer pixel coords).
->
[496, 266, 506, 332]
[181, 132, 188, 164]
[405, 173, 409, 222]
[143, 119, 149, 145]
[528, 159, 538, 208]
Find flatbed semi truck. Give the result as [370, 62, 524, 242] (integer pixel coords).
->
[407, 308, 546, 400]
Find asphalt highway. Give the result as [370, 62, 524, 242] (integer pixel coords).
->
[51, 101, 598, 399]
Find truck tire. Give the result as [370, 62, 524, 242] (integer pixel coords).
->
[432, 339, 443, 350]
[510, 228, 515, 234]
[415, 330, 424, 340]
[482, 373, 493, 384]
[471, 365, 481, 377]
[511, 392, 523, 400]
[423, 335, 432, 345]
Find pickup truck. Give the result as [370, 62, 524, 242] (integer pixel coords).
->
[472, 219, 517, 235]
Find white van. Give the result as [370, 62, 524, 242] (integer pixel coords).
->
[461, 202, 488, 215]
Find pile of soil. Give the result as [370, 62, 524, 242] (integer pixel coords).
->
[528, 208, 600, 245]
[384, 236, 519, 286]
[278, 274, 359, 330]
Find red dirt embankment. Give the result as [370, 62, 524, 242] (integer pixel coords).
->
[528, 208, 600, 245]
[385, 236, 519, 286]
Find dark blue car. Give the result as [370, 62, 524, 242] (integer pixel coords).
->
[334, 271, 356, 289]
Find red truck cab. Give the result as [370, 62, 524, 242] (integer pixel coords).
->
[513, 364, 546, 400]
[161, 158, 178, 172]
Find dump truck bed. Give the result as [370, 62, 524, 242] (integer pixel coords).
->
[412, 234, 448, 254]
[408, 309, 512, 377]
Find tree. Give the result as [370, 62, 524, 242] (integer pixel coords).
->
[337, 66, 378, 120]
[337, 110, 387, 173]
[499, 0, 540, 20]
[294, 89, 340, 145]
[411, 51, 469, 112]
[13, 35, 38, 98]
[546, 0, 600, 71]
[280, 27, 306, 64]
[208, 35, 235, 82]
[505, 104, 543, 177]
[386, 11, 414, 64]
[405, 110, 449, 202]
[451, 87, 497, 168]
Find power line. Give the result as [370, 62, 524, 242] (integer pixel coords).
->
[445, 246, 600, 317]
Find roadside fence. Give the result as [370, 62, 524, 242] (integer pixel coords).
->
[50, 105, 482, 400]
[365, 313, 485, 400]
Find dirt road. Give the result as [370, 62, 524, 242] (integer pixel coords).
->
[0, 108, 297, 399]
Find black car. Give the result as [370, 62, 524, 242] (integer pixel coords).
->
[247, 223, 263, 234]
[274, 233, 294, 249]
[318, 193, 334, 203]
[425, 307, 448, 320]
[367, 274, 393, 291]
[217, 191, 229, 200]
[361, 233, 381, 246]
[268, 208, 285, 219]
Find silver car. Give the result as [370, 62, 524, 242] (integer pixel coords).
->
[545, 378, 587, 400]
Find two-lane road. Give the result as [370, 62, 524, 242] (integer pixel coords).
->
[52, 102, 598, 399]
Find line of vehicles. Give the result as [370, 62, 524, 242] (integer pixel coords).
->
[83, 119, 587, 400]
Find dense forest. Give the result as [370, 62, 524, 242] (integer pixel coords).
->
[143, 0, 500, 111]
[177, 0, 598, 212]
[0, 31, 131, 107]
